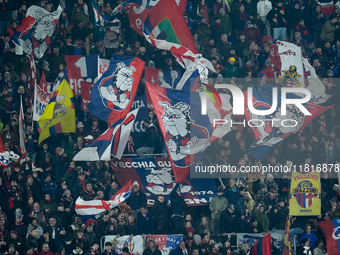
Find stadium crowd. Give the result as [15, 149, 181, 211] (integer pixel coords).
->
[0, 0, 340, 255]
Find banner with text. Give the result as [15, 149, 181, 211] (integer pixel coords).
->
[289, 172, 321, 216]
[103, 235, 144, 255]
[66, 54, 99, 96]
[110, 157, 217, 206]
[81, 81, 93, 112]
[146, 235, 184, 255]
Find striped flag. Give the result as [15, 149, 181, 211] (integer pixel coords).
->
[251, 234, 272, 255]
[19, 95, 27, 157]
[0, 137, 19, 167]
[75, 180, 132, 216]
[282, 218, 293, 255]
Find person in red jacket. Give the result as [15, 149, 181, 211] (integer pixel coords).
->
[38, 243, 53, 255]
[260, 59, 275, 85]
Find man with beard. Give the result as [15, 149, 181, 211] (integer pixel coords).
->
[152, 195, 169, 234]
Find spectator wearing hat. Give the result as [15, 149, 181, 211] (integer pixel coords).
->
[90, 240, 100, 255]
[9, 230, 24, 254]
[297, 238, 312, 255]
[26, 227, 39, 251]
[3, 244, 19, 255]
[38, 230, 55, 253]
[209, 187, 228, 236]
[220, 204, 236, 242]
[170, 182, 187, 234]
[234, 187, 247, 233]
[72, 245, 84, 255]
[126, 181, 147, 218]
[26, 218, 43, 240]
[260, 59, 274, 84]
[152, 195, 169, 234]
[101, 242, 115, 255]
[267, 0, 287, 41]
[224, 57, 239, 78]
[245, 218, 263, 233]
[71, 229, 89, 252]
[54, 227, 71, 249]
[143, 239, 161, 255]
[243, 21, 261, 46]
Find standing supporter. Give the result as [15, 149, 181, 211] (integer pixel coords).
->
[170, 182, 187, 234]
[267, 0, 287, 41]
[234, 187, 247, 233]
[152, 195, 169, 234]
[126, 181, 147, 218]
[209, 187, 228, 236]
[137, 206, 154, 235]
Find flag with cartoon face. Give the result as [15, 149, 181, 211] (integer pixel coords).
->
[88, 55, 144, 123]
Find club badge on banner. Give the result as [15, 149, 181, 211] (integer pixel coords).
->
[237, 233, 283, 252]
[66, 54, 99, 96]
[289, 171, 321, 216]
[103, 235, 144, 255]
[110, 157, 217, 206]
[146, 235, 184, 255]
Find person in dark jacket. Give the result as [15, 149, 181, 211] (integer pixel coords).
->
[143, 239, 161, 255]
[125, 215, 138, 235]
[126, 181, 147, 218]
[152, 195, 169, 234]
[170, 182, 187, 234]
[234, 187, 247, 233]
[9, 230, 24, 254]
[220, 204, 236, 244]
[245, 218, 263, 233]
[266, 0, 287, 41]
[136, 120, 157, 158]
[137, 206, 154, 235]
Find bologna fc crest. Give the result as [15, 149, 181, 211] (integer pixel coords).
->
[292, 180, 319, 208]
[99, 62, 136, 111]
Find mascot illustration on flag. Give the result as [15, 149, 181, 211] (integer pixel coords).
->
[159, 101, 209, 167]
[99, 62, 136, 110]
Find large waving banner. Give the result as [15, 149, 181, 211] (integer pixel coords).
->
[270, 41, 331, 104]
[317, 220, 340, 255]
[66, 54, 99, 96]
[289, 172, 321, 216]
[146, 235, 184, 255]
[127, 0, 187, 39]
[88, 55, 145, 124]
[80, 81, 93, 112]
[110, 157, 217, 206]
[13, 5, 62, 58]
[245, 84, 331, 160]
[103, 235, 144, 255]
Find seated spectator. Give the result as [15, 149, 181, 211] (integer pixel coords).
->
[297, 239, 312, 255]
[40, 194, 57, 218]
[3, 244, 19, 255]
[101, 242, 115, 255]
[298, 224, 318, 248]
[38, 243, 53, 255]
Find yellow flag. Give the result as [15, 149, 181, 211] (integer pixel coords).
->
[38, 79, 76, 144]
[289, 171, 321, 216]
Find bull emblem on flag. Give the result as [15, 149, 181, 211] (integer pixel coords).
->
[99, 62, 136, 110]
[278, 65, 302, 87]
[292, 180, 319, 208]
[159, 101, 208, 167]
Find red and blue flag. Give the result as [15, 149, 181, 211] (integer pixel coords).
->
[245, 84, 331, 160]
[251, 234, 272, 255]
[73, 109, 138, 161]
[317, 220, 340, 255]
[87, 55, 144, 124]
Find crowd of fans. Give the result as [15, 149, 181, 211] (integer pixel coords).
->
[0, 0, 339, 255]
